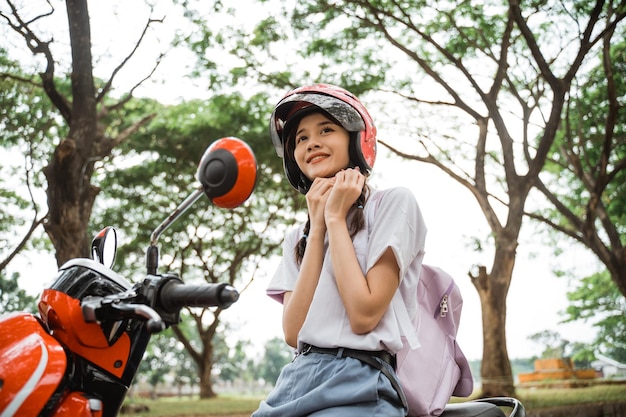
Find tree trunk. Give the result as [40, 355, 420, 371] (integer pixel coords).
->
[42, 0, 100, 266]
[471, 242, 517, 397]
[43, 152, 99, 266]
[611, 267, 626, 300]
[198, 344, 216, 398]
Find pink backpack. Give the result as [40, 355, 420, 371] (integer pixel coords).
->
[371, 191, 473, 416]
[397, 264, 474, 416]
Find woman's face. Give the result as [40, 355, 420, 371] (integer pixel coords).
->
[292, 112, 351, 181]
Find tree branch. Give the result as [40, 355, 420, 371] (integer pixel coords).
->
[0, 145, 48, 271]
[97, 16, 165, 103]
[1, 0, 72, 122]
[103, 53, 164, 114]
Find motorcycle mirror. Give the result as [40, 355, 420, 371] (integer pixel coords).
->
[91, 226, 117, 268]
[146, 137, 257, 275]
[196, 137, 257, 209]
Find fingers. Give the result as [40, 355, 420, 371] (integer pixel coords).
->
[308, 177, 335, 201]
[306, 178, 335, 227]
[332, 167, 365, 190]
[308, 168, 365, 224]
[324, 168, 364, 220]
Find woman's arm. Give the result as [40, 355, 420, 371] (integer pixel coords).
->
[282, 178, 334, 348]
[325, 169, 400, 334]
[327, 221, 399, 334]
[281, 230, 325, 347]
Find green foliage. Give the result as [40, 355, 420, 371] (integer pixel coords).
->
[0, 271, 37, 313]
[0, 48, 68, 176]
[0, 49, 65, 152]
[0, 48, 61, 262]
[93, 92, 297, 278]
[90, 90, 300, 396]
[526, 329, 599, 367]
[527, 330, 568, 359]
[256, 337, 292, 385]
[137, 328, 196, 394]
[563, 270, 626, 362]
[212, 327, 255, 383]
[537, 35, 626, 291]
[175, 0, 626, 398]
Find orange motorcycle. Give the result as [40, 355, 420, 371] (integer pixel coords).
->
[0, 137, 256, 417]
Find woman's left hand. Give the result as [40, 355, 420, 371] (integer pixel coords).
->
[325, 167, 365, 223]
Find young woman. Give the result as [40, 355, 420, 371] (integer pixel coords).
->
[253, 84, 426, 416]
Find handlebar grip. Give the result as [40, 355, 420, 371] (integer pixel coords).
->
[159, 281, 239, 313]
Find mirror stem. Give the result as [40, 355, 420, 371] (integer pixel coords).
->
[149, 186, 204, 246]
[146, 186, 204, 275]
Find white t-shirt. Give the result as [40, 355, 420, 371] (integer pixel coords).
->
[267, 187, 426, 354]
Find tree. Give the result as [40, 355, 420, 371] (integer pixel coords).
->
[137, 328, 186, 398]
[256, 337, 292, 386]
[0, 271, 36, 313]
[93, 93, 299, 398]
[530, 36, 626, 297]
[0, 48, 59, 272]
[527, 330, 569, 359]
[182, 0, 626, 396]
[0, 0, 162, 266]
[563, 270, 626, 363]
[213, 333, 255, 384]
[2, 0, 299, 401]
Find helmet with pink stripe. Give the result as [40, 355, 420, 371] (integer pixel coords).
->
[270, 84, 377, 193]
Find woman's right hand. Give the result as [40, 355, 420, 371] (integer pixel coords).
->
[306, 177, 335, 233]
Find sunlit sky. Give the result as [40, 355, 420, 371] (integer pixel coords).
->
[4, 0, 599, 361]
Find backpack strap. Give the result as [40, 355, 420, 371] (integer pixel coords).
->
[393, 292, 420, 350]
[369, 190, 420, 350]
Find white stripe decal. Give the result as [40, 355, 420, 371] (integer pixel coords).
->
[1, 338, 49, 417]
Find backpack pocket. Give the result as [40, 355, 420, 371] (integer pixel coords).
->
[398, 312, 461, 416]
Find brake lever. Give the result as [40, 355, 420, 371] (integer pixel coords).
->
[82, 294, 166, 334]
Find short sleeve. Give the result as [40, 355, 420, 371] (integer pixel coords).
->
[366, 187, 426, 280]
[266, 225, 302, 304]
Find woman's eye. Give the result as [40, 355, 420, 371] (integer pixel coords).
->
[296, 135, 307, 144]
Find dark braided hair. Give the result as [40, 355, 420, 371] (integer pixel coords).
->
[294, 184, 370, 265]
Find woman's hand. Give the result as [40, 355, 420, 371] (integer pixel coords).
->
[325, 167, 365, 224]
[306, 177, 334, 227]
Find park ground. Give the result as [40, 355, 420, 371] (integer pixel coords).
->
[121, 381, 626, 416]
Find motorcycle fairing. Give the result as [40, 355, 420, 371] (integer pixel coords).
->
[38, 259, 133, 378]
[0, 312, 66, 416]
[39, 288, 131, 379]
[50, 392, 103, 417]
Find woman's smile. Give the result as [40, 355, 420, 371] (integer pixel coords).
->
[293, 112, 350, 180]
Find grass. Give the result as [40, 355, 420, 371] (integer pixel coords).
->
[515, 383, 626, 409]
[122, 383, 626, 416]
[121, 395, 264, 416]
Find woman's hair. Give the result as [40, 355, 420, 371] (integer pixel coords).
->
[294, 184, 370, 265]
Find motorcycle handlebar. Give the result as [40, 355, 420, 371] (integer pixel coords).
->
[159, 280, 239, 313]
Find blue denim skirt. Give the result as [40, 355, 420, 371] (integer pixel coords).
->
[252, 351, 406, 417]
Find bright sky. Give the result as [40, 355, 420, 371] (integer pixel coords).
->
[4, 0, 599, 361]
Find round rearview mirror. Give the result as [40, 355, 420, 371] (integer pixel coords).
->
[91, 226, 117, 268]
[197, 137, 257, 209]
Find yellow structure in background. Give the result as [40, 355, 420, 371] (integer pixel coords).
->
[518, 358, 597, 384]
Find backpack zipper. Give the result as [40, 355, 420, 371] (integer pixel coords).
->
[440, 294, 449, 318]
[434, 281, 455, 318]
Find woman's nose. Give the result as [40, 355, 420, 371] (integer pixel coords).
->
[307, 136, 321, 150]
